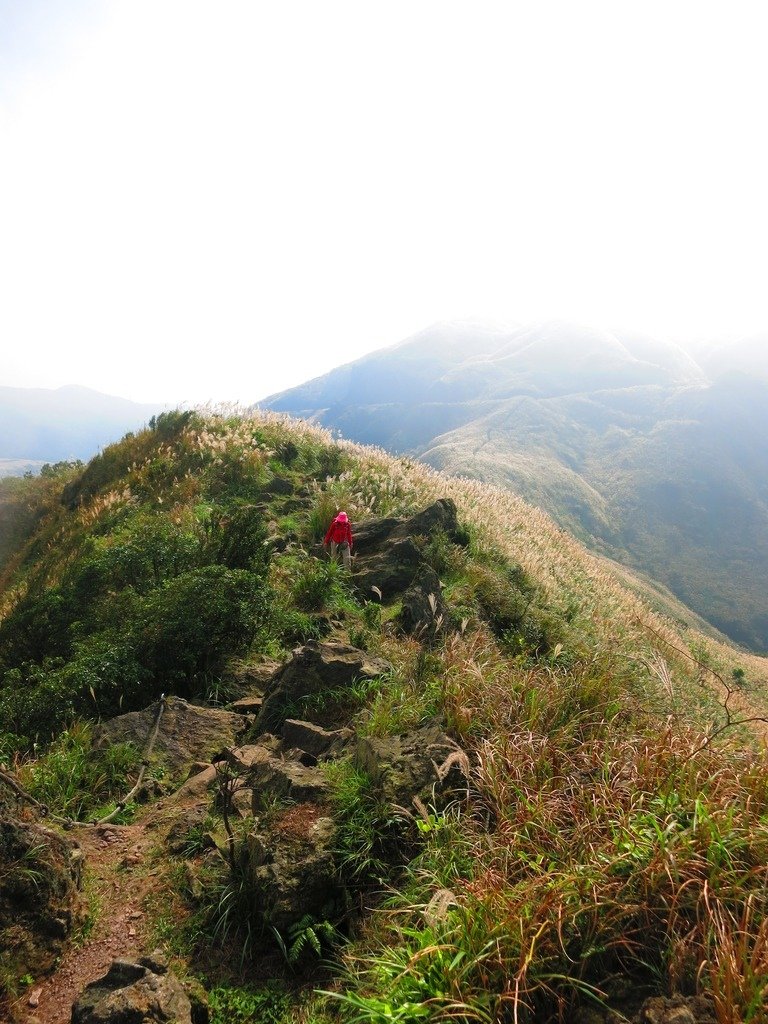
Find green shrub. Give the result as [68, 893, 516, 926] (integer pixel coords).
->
[305, 491, 340, 544]
[323, 759, 400, 883]
[417, 528, 468, 580]
[291, 558, 350, 612]
[134, 565, 271, 688]
[199, 502, 270, 572]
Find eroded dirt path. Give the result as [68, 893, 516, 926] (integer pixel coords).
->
[14, 821, 160, 1024]
[12, 767, 215, 1024]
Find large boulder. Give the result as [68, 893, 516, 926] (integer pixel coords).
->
[398, 566, 449, 637]
[244, 808, 341, 932]
[255, 641, 389, 735]
[404, 498, 463, 541]
[353, 538, 422, 600]
[355, 722, 468, 807]
[93, 697, 246, 778]
[250, 757, 331, 806]
[0, 814, 84, 998]
[354, 499, 462, 555]
[635, 994, 717, 1023]
[223, 660, 280, 696]
[573, 992, 717, 1024]
[281, 719, 352, 759]
[352, 499, 463, 601]
[71, 953, 208, 1024]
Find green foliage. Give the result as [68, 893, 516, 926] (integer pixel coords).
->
[323, 759, 399, 883]
[200, 501, 270, 572]
[417, 528, 468, 581]
[0, 459, 278, 742]
[305, 490, 341, 544]
[135, 565, 269, 686]
[273, 914, 340, 966]
[21, 721, 140, 820]
[270, 605, 330, 646]
[208, 982, 290, 1024]
[291, 557, 351, 612]
[40, 460, 84, 478]
[163, 859, 263, 967]
[148, 409, 199, 438]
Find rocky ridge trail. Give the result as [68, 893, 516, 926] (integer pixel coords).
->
[10, 644, 464, 1022]
[0, 496, 724, 1024]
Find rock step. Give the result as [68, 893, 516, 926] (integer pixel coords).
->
[226, 695, 264, 715]
[281, 719, 352, 757]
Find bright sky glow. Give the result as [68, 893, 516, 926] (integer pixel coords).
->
[1, 0, 767, 404]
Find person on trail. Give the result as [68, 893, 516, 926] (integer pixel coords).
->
[324, 510, 353, 569]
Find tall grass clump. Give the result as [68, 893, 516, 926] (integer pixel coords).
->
[20, 721, 140, 820]
[333, 710, 768, 1022]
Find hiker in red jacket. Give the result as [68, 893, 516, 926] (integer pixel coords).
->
[324, 511, 353, 569]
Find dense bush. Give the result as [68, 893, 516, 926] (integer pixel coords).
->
[134, 565, 270, 686]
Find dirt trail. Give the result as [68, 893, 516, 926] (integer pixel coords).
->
[13, 816, 170, 1024]
[15, 823, 154, 1024]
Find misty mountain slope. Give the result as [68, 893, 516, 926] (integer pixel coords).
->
[703, 334, 768, 381]
[262, 321, 768, 652]
[0, 385, 164, 462]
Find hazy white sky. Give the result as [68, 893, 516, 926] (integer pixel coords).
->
[1, 1, 766, 405]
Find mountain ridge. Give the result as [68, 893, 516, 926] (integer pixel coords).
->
[261, 320, 768, 652]
[0, 383, 165, 463]
[2, 408, 768, 1022]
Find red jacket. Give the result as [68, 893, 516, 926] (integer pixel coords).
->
[324, 517, 353, 547]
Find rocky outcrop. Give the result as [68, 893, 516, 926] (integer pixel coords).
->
[93, 696, 246, 778]
[398, 566, 449, 637]
[244, 807, 340, 931]
[636, 995, 717, 1023]
[353, 498, 464, 601]
[71, 953, 208, 1024]
[223, 660, 280, 696]
[574, 992, 717, 1024]
[356, 722, 468, 806]
[282, 719, 352, 759]
[255, 641, 390, 735]
[249, 758, 331, 806]
[0, 813, 84, 997]
[354, 537, 423, 600]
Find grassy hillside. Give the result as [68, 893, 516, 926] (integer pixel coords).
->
[262, 321, 768, 653]
[2, 409, 768, 1022]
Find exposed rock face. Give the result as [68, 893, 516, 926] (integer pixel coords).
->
[165, 806, 213, 856]
[250, 757, 331, 806]
[356, 722, 468, 806]
[398, 566, 449, 637]
[71, 953, 208, 1024]
[574, 992, 717, 1024]
[255, 641, 390, 735]
[223, 661, 280, 696]
[636, 994, 717, 1024]
[244, 808, 340, 931]
[354, 537, 423, 600]
[281, 719, 352, 759]
[405, 499, 464, 540]
[0, 813, 84, 995]
[93, 696, 246, 778]
[226, 695, 263, 715]
[352, 498, 464, 601]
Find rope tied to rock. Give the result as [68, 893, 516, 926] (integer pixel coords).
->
[0, 694, 167, 830]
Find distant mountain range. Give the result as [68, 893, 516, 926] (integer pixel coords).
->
[262, 321, 768, 653]
[0, 385, 165, 469]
